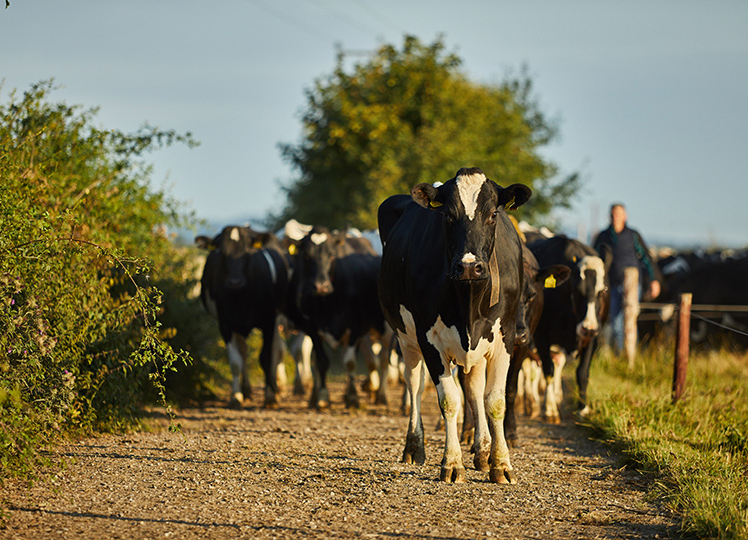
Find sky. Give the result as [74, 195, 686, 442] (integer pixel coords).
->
[1, 0, 747, 248]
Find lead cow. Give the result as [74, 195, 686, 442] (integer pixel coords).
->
[378, 167, 531, 484]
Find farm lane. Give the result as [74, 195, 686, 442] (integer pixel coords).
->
[3, 382, 679, 539]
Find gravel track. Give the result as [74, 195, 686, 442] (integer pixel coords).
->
[2, 380, 679, 539]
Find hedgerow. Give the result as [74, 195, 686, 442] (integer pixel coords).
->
[0, 80, 221, 486]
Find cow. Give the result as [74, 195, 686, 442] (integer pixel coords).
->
[657, 252, 748, 349]
[284, 226, 393, 409]
[195, 225, 289, 408]
[528, 235, 610, 422]
[504, 245, 570, 445]
[378, 167, 531, 484]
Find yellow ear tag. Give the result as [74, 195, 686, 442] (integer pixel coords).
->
[429, 200, 443, 208]
[505, 196, 516, 210]
[288, 244, 297, 255]
[253, 240, 263, 249]
[544, 275, 556, 289]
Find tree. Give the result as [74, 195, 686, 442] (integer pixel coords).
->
[275, 35, 579, 230]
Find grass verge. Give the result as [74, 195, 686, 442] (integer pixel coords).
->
[582, 344, 748, 539]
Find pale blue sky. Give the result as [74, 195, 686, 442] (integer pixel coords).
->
[2, 1, 746, 247]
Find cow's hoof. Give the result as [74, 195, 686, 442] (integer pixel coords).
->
[489, 467, 517, 485]
[293, 380, 307, 396]
[506, 436, 518, 449]
[545, 413, 561, 424]
[440, 466, 466, 483]
[229, 393, 244, 410]
[576, 405, 592, 418]
[344, 392, 360, 409]
[314, 388, 330, 410]
[473, 451, 490, 472]
[402, 448, 426, 465]
[264, 392, 280, 409]
[374, 391, 388, 406]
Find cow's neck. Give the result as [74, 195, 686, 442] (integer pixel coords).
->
[454, 278, 493, 346]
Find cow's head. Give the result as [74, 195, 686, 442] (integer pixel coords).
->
[296, 227, 345, 297]
[573, 255, 609, 346]
[195, 226, 271, 290]
[411, 167, 531, 282]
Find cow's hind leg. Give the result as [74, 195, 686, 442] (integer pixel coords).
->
[343, 345, 361, 408]
[258, 323, 281, 408]
[463, 358, 490, 473]
[401, 346, 426, 466]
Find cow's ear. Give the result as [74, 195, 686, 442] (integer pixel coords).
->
[499, 184, 532, 210]
[195, 235, 213, 250]
[411, 183, 441, 209]
[536, 264, 571, 289]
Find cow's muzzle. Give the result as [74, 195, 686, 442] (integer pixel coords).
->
[452, 261, 488, 281]
[314, 280, 334, 296]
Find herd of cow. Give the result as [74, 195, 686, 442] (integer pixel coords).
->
[194, 166, 746, 485]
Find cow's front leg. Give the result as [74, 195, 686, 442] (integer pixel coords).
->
[436, 367, 466, 483]
[486, 349, 516, 485]
[400, 345, 426, 465]
[343, 345, 360, 408]
[228, 333, 249, 408]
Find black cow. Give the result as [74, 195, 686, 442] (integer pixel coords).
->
[528, 235, 610, 421]
[659, 253, 748, 349]
[504, 245, 570, 445]
[378, 167, 531, 484]
[196, 225, 289, 408]
[284, 226, 392, 409]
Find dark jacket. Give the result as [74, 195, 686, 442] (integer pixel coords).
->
[593, 225, 655, 287]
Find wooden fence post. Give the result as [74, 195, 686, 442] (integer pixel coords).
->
[623, 267, 640, 368]
[672, 293, 692, 404]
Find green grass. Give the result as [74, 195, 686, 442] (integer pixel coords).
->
[582, 343, 748, 539]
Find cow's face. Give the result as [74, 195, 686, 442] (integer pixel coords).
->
[297, 228, 342, 296]
[573, 255, 608, 345]
[215, 226, 260, 290]
[411, 167, 531, 283]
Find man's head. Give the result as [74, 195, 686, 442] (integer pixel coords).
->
[610, 203, 627, 233]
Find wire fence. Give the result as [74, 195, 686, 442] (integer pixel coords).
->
[639, 301, 748, 339]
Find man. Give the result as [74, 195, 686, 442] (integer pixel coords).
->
[593, 203, 660, 354]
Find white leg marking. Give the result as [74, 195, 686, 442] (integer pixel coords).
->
[228, 334, 245, 403]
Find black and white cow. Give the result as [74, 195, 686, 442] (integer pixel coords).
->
[284, 226, 392, 409]
[528, 235, 610, 421]
[196, 225, 289, 408]
[504, 245, 570, 445]
[378, 167, 531, 484]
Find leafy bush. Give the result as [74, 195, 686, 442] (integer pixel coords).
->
[0, 80, 215, 484]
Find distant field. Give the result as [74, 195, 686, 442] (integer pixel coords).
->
[582, 344, 748, 539]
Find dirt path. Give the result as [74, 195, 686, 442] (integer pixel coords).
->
[2, 381, 679, 539]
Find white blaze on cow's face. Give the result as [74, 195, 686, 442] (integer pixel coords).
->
[455, 170, 487, 221]
[576, 255, 606, 335]
[310, 233, 328, 245]
[229, 227, 241, 242]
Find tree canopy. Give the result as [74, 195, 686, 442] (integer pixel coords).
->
[275, 35, 579, 230]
